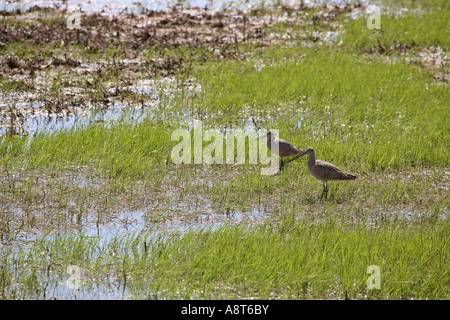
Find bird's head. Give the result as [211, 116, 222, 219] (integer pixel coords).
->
[256, 130, 274, 141]
[296, 147, 314, 158]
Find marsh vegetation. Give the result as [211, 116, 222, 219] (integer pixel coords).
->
[0, 0, 448, 299]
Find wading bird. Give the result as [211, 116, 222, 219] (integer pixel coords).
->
[256, 131, 303, 172]
[284, 147, 356, 198]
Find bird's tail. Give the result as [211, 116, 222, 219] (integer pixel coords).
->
[345, 173, 357, 180]
[335, 173, 357, 180]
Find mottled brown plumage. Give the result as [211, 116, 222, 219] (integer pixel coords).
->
[287, 147, 356, 198]
[256, 131, 303, 172]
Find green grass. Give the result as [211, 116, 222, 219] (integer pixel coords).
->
[1, 217, 448, 299]
[195, 47, 448, 116]
[0, 117, 174, 180]
[3, 47, 447, 177]
[341, 5, 450, 50]
[194, 47, 449, 170]
[0, 79, 32, 92]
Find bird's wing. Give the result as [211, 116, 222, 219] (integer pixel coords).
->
[315, 160, 355, 180]
[278, 138, 303, 156]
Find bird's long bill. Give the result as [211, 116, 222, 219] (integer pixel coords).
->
[283, 149, 307, 165]
[297, 150, 308, 158]
[293, 150, 308, 160]
[252, 134, 267, 142]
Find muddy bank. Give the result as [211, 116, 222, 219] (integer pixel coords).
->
[0, 4, 358, 134]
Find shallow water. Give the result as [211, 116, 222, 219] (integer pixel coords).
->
[0, 104, 146, 135]
[1, 204, 270, 299]
[0, 77, 199, 135]
[2, 0, 351, 13]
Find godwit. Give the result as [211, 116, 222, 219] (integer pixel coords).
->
[256, 131, 303, 172]
[285, 147, 356, 198]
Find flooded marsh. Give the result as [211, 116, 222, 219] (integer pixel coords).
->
[0, 0, 449, 300]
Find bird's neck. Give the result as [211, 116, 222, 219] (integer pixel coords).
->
[307, 151, 316, 168]
[266, 135, 276, 148]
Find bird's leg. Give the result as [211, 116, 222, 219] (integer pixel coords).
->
[324, 182, 328, 199]
[279, 159, 284, 172]
[321, 182, 326, 198]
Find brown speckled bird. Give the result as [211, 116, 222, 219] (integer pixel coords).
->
[256, 131, 303, 172]
[286, 147, 357, 198]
